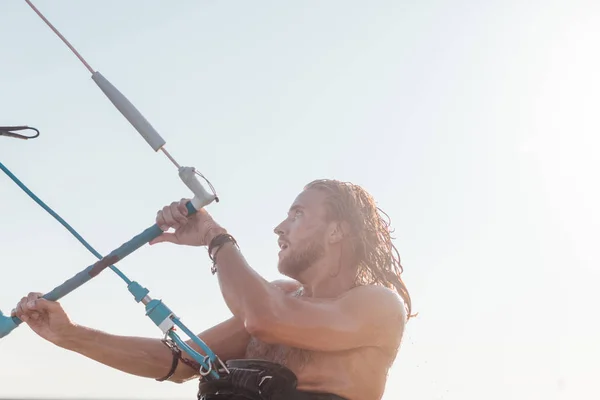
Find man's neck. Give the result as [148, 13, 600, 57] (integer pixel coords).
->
[298, 259, 356, 298]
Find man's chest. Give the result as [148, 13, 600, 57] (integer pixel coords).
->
[244, 336, 313, 371]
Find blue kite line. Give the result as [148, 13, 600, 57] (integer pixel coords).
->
[0, 159, 222, 379]
[0, 161, 132, 284]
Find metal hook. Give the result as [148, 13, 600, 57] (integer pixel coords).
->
[0, 126, 40, 140]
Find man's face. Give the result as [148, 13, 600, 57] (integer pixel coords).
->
[274, 188, 330, 278]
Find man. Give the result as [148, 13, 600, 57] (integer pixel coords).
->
[13, 179, 412, 400]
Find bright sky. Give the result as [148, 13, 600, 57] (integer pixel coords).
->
[1, 0, 599, 399]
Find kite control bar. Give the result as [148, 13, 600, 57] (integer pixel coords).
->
[0, 0, 227, 380]
[0, 158, 224, 379]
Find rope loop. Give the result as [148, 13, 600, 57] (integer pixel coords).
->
[0, 126, 40, 140]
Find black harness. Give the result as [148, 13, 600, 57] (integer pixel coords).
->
[197, 359, 347, 400]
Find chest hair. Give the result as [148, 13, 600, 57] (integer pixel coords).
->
[244, 287, 313, 370]
[245, 337, 313, 370]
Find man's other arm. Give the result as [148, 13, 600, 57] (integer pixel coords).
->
[55, 279, 299, 383]
[58, 315, 250, 383]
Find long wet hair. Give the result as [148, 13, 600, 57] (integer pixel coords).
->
[304, 179, 413, 319]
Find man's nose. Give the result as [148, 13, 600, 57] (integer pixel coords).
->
[273, 220, 287, 235]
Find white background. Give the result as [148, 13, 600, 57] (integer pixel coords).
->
[1, 1, 599, 399]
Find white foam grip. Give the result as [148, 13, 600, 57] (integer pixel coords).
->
[92, 71, 166, 151]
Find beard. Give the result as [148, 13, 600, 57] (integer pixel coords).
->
[278, 235, 326, 279]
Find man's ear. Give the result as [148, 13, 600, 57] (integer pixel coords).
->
[328, 221, 348, 244]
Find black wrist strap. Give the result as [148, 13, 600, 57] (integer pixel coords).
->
[207, 233, 237, 274]
[156, 339, 181, 382]
[156, 339, 203, 382]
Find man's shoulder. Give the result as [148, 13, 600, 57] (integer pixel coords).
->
[346, 283, 404, 301]
[345, 284, 408, 322]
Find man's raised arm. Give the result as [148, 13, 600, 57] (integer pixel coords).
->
[211, 248, 407, 353]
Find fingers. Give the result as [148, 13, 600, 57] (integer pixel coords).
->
[177, 198, 190, 217]
[156, 199, 190, 231]
[10, 297, 25, 317]
[27, 292, 43, 303]
[28, 298, 60, 313]
[12, 292, 44, 322]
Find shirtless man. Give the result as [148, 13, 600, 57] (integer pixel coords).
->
[13, 179, 413, 400]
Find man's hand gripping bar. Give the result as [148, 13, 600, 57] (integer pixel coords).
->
[0, 169, 215, 333]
